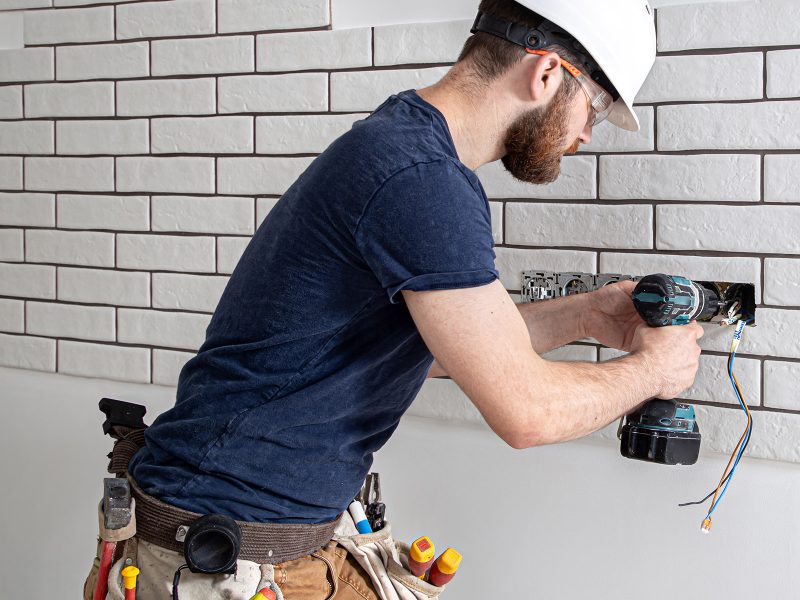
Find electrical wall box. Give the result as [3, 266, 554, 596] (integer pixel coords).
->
[520, 271, 757, 326]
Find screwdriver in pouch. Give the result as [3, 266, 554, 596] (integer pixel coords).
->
[408, 536, 435, 577]
[427, 548, 462, 587]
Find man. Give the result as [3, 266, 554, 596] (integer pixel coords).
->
[119, 0, 703, 597]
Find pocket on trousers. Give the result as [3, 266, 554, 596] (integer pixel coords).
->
[274, 549, 336, 600]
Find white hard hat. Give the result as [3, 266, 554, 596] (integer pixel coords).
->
[474, 0, 656, 131]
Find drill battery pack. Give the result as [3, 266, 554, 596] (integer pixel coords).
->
[619, 400, 701, 466]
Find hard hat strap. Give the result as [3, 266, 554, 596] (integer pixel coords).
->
[470, 11, 619, 102]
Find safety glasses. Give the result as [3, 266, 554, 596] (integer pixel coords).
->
[527, 48, 614, 127]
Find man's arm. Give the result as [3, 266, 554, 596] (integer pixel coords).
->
[406, 280, 703, 449]
[426, 291, 590, 378]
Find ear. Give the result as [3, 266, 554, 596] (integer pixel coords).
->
[527, 51, 563, 103]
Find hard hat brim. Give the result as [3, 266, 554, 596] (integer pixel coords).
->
[607, 98, 640, 132]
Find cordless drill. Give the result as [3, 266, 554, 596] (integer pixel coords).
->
[619, 274, 725, 466]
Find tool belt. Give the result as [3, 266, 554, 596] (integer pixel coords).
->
[102, 398, 339, 565]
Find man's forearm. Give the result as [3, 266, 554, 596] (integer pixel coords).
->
[426, 292, 590, 379]
[513, 352, 658, 448]
[516, 291, 589, 354]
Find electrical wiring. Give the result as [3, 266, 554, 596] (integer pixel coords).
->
[679, 319, 753, 533]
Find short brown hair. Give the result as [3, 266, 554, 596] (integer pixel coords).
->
[458, 0, 585, 84]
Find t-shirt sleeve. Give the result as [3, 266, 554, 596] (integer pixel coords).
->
[355, 159, 499, 304]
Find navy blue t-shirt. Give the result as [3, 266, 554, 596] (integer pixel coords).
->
[130, 90, 499, 523]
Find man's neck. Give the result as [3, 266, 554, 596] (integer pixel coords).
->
[416, 75, 513, 172]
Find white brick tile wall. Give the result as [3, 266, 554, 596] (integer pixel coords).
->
[58, 340, 150, 383]
[152, 36, 255, 77]
[658, 103, 800, 151]
[583, 107, 654, 154]
[218, 74, 328, 113]
[0, 157, 23, 189]
[24, 6, 113, 45]
[330, 67, 450, 112]
[56, 194, 149, 231]
[117, 308, 210, 350]
[764, 155, 800, 203]
[542, 344, 597, 363]
[257, 29, 371, 72]
[658, 0, 800, 52]
[477, 156, 596, 200]
[0, 85, 23, 118]
[217, 0, 330, 34]
[152, 273, 229, 312]
[489, 201, 502, 245]
[600, 347, 761, 406]
[117, 78, 216, 117]
[0, 333, 55, 371]
[0, 47, 52, 82]
[58, 267, 150, 307]
[117, 234, 216, 273]
[0, 0, 50, 8]
[1, 7, 800, 461]
[0, 121, 53, 154]
[152, 195, 253, 234]
[494, 247, 596, 291]
[0, 263, 55, 298]
[152, 117, 253, 155]
[116, 157, 215, 194]
[217, 157, 314, 196]
[25, 81, 114, 118]
[764, 361, 800, 410]
[152, 348, 193, 386]
[600, 155, 760, 202]
[0, 298, 24, 333]
[54, 0, 122, 6]
[256, 197, 279, 228]
[506, 203, 652, 249]
[0, 192, 54, 226]
[216, 236, 250, 274]
[374, 20, 470, 66]
[0, 228, 23, 261]
[637, 53, 763, 103]
[26, 229, 114, 267]
[255, 114, 365, 154]
[116, 0, 215, 40]
[27, 300, 115, 341]
[25, 157, 114, 192]
[56, 120, 149, 155]
[767, 49, 800, 99]
[600, 253, 762, 303]
[657, 205, 800, 254]
[56, 42, 149, 81]
[765, 259, 800, 307]
[729, 308, 800, 360]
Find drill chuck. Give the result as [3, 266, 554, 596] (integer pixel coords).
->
[632, 274, 722, 327]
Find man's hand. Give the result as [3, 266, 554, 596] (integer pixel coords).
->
[583, 280, 644, 352]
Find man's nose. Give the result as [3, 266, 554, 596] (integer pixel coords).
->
[579, 120, 593, 145]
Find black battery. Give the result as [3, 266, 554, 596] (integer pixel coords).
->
[620, 400, 701, 466]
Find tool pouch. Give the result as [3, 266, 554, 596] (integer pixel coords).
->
[333, 514, 445, 600]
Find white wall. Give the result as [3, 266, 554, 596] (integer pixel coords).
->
[3, 365, 799, 599]
[331, 0, 735, 29]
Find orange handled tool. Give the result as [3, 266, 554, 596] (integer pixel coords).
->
[249, 587, 277, 600]
[408, 536, 435, 577]
[427, 548, 462, 587]
[121, 565, 140, 600]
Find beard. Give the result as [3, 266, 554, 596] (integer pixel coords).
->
[501, 80, 581, 185]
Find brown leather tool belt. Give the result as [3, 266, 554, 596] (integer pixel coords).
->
[109, 422, 340, 565]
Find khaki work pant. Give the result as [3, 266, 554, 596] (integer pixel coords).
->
[85, 537, 379, 600]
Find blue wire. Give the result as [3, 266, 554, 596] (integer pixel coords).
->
[707, 319, 754, 518]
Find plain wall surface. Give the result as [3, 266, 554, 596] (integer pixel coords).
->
[331, 0, 735, 29]
[2, 365, 799, 599]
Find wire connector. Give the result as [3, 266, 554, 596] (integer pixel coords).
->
[700, 518, 712, 534]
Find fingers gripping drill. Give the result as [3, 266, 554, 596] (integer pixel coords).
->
[619, 274, 724, 466]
